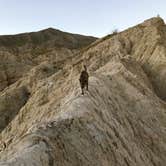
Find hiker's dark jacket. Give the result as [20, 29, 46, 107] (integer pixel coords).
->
[79, 70, 89, 87]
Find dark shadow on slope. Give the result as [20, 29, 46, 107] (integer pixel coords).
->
[142, 66, 166, 102]
[0, 86, 31, 132]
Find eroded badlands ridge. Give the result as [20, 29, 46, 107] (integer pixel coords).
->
[0, 17, 166, 166]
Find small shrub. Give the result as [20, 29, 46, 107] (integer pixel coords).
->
[112, 29, 118, 35]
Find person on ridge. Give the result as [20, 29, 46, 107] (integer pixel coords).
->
[79, 65, 89, 95]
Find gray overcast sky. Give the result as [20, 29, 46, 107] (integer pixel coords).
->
[0, 0, 165, 37]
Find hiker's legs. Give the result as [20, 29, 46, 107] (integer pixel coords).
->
[81, 85, 84, 95]
[86, 81, 88, 91]
[81, 88, 84, 95]
[80, 82, 84, 95]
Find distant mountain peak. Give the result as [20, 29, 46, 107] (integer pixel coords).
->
[40, 27, 57, 32]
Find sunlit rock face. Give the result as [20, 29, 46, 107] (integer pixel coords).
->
[0, 17, 166, 166]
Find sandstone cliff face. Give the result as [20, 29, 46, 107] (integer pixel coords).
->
[0, 17, 166, 166]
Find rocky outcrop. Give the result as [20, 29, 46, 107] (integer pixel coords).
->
[0, 17, 166, 166]
[81, 17, 166, 100]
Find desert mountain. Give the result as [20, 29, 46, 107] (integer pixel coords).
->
[0, 28, 97, 91]
[0, 17, 166, 166]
